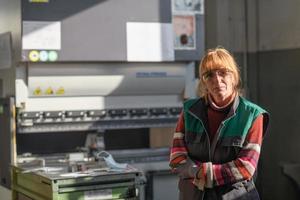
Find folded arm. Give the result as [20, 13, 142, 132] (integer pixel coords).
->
[170, 113, 264, 190]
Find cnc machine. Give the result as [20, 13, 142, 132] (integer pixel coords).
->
[0, 0, 205, 199]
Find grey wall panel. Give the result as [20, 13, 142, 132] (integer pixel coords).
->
[245, 52, 259, 101]
[245, 0, 259, 53]
[234, 47, 300, 200]
[208, 0, 300, 52]
[259, 0, 300, 51]
[233, 50, 300, 200]
[216, 0, 247, 52]
[0, 0, 21, 59]
[205, 1, 300, 199]
[257, 49, 300, 200]
[0, 0, 20, 97]
[0, 98, 15, 188]
[205, 0, 218, 49]
[205, 0, 249, 52]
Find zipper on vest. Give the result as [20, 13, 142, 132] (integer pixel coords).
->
[210, 95, 240, 156]
[211, 113, 236, 158]
[188, 110, 212, 161]
[210, 122, 224, 157]
[188, 110, 210, 200]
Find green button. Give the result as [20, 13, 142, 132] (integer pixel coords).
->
[48, 51, 58, 61]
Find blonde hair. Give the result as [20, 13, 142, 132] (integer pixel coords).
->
[198, 47, 242, 100]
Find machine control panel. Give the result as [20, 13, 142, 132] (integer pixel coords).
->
[149, 108, 169, 116]
[108, 109, 128, 118]
[43, 111, 63, 118]
[129, 108, 148, 117]
[20, 112, 40, 119]
[17, 107, 181, 133]
[87, 110, 106, 118]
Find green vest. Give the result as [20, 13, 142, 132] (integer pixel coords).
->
[183, 96, 268, 140]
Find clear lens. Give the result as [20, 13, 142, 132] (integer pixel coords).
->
[202, 69, 231, 81]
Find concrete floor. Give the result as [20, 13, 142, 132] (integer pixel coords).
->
[0, 186, 11, 200]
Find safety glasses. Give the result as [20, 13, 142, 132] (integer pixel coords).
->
[202, 69, 232, 81]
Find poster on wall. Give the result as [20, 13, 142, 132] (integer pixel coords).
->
[173, 15, 196, 50]
[22, 21, 61, 50]
[172, 0, 204, 14]
[126, 22, 175, 61]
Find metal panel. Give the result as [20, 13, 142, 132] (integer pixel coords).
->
[12, 165, 142, 200]
[26, 63, 186, 97]
[146, 171, 179, 200]
[21, 0, 171, 61]
[21, 0, 204, 61]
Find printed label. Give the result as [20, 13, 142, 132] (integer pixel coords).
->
[22, 21, 61, 50]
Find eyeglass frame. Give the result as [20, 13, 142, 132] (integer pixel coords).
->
[201, 68, 233, 82]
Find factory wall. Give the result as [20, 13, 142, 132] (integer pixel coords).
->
[206, 0, 300, 199]
[1, 0, 300, 199]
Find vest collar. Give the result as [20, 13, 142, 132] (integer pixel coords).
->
[227, 95, 240, 118]
[188, 95, 240, 121]
[188, 98, 207, 122]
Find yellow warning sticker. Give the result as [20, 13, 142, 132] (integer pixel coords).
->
[56, 87, 65, 95]
[33, 87, 42, 96]
[29, 50, 39, 62]
[45, 87, 54, 95]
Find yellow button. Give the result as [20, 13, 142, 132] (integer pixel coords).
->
[29, 51, 39, 62]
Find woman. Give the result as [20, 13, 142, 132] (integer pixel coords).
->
[169, 47, 269, 199]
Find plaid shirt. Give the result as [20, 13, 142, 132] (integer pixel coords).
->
[170, 111, 264, 190]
